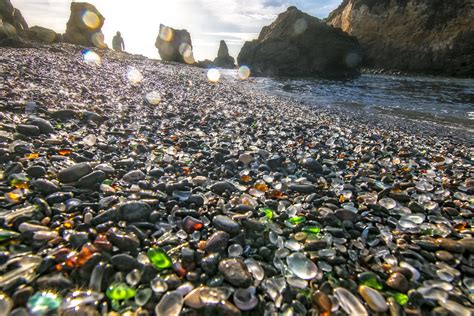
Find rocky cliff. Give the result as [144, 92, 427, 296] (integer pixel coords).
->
[63, 2, 106, 48]
[238, 7, 362, 79]
[327, 0, 474, 77]
[155, 24, 195, 64]
[0, 0, 28, 46]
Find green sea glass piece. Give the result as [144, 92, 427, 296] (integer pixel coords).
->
[147, 248, 172, 270]
[302, 226, 321, 234]
[106, 282, 136, 300]
[288, 216, 306, 225]
[261, 208, 273, 220]
[386, 291, 408, 305]
[0, 229, 20, 242]
[358, 272, 383, 290]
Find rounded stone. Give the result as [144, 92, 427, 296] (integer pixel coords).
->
[436, 238, 465, 254]
[218, 258, 253, 288]
[118, 201, 152, 222]
[205, 231, 230, 253]
[286, 252, 318, 280]
[212, 215, 240, 235]
[58, 163, 93, 183]
[435, 250, 454, 262]
[386, 272, 409, 293]
[358, 285, 388, 313]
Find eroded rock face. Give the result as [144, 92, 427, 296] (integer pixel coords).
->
[155, 24, 195, 64]
[22, 26, 59, 44]
[0, 0, 28, 31]
[213, 40, 235, 68]
[0, 0, 29, 46]
[63, 2, 106, 48]
[237, 6, 362, 79]
[327, 0, 474, 77]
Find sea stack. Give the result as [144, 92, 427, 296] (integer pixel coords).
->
[213, 40, 235, 68]
[155, 24, 195, 64]
[0, 0, 28, 45]
[63, 2, 106, 48]
[327, 0, 474, 77]
[237, 6, 362, 79]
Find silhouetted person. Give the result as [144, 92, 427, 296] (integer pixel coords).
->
[112, 31, 124, 52]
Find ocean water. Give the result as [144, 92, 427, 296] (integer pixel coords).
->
[222, 70, 474, 131]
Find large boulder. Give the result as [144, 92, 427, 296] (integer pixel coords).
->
[155, 24, 195, 64]
[0, 0, 28, 31]
[0, 0, 29, 46]
[22, 26, 59, 44]
[237, 6, 362, 79]
[213, 40, 235, 68]
[327, 0, 474, 77]
[63, 2, 106, 48]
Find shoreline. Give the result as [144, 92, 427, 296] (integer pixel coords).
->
[0, 44, 473, 315]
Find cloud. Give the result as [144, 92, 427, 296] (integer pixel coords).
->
[12, 0, 343, 60]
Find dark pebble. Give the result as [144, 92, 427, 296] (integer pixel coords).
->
[218, 258, 252, 288]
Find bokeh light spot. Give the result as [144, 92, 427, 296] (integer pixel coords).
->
[82, 50, 101, 65]
[345, 52, 362, 68]
[91, 32, 106, 49]
[293, 18, 308, 35]
[127, 67, 143, 85]
[82, 10, 100, 30]
[146, 91, 161, 105]
[207, 68, 220, 83]
[179, 43, 195, 64]
[238, 66, 251, 80]
[159, 26, 174, 42]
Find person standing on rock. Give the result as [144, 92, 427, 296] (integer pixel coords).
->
[112, 31, 125, 52]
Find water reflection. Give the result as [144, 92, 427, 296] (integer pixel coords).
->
[252, 74, 474, 128]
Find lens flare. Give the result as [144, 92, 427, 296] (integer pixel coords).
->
[127, 67, 143, 85]
[82, 10, 100, 30]
[207, 68, 220, 83]
[179, 43, 195, 64]
[146, 91, 161, 105]
[159, 26, 173, 42]
[82, 50, 101, 65]
[293, 18, 308, 35]
[238, 66, 251, 80]
[91, 32, 106, 49]
[345, 52, 362, 68]
[183, 54, 195, 65]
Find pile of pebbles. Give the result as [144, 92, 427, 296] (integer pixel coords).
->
[0, 44, 473, 316]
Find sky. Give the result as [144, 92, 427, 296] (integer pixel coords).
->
[13, 0, 343, 61]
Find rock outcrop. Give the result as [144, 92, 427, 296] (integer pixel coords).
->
[327, 0, 474, 77]
[237, 6, 362, 79]
[63, 2, 106, 48]
[0, 0, 27, 31]
[0, 0, 29, 46]
[213, 40, 235, 68]
[22, 26, 59, 44]
[195, 59, 214, 69]
[155, 24, 195, 64]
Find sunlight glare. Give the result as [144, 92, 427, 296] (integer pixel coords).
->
[293, 18, 308, 35]
[159, 26, 174, 42]
[82, 10, 100, 30]
[91, 32, 106, 48]
[207, 68, 220, 83]
[179, 43, 195, 64]
[82, 50, 101, 65]
[127, 66, 144, 84]
[238, 66, 251, 80]
[146, 91, 161, 105]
